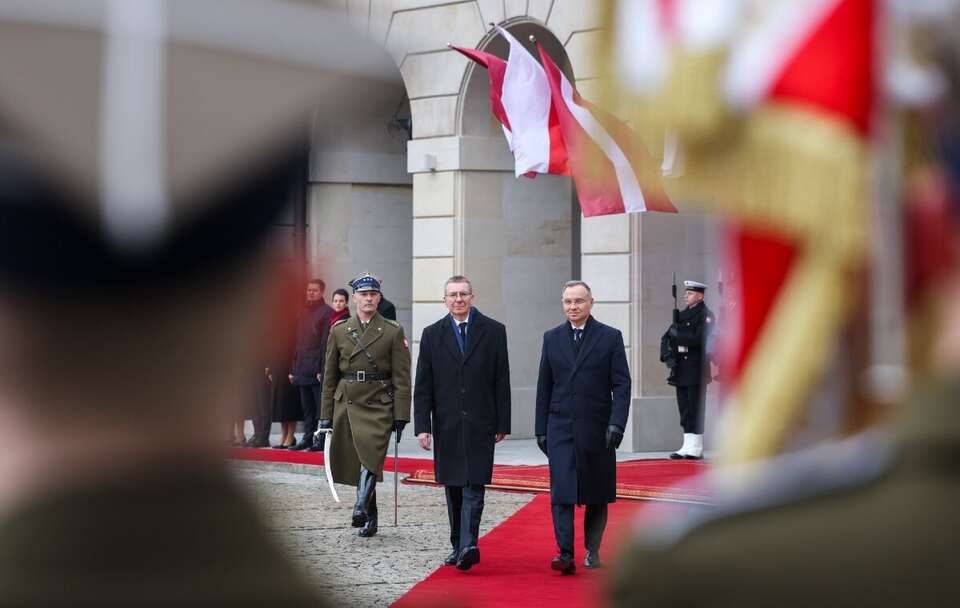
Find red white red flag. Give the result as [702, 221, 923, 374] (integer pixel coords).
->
[536, 41, 677, 216]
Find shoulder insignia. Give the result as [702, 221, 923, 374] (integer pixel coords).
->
[332, 318, 348, 327]
[383, 318, 400, 328]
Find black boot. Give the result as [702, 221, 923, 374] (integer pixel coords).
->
[358, 490, 378, 537]
[352, 467, 376, 528]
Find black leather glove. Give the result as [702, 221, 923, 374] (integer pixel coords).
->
[318, 419, 332, 430]
[536, 435, 548, 456]
[605, 425, 624, 450]
[394, 420, 407, 442]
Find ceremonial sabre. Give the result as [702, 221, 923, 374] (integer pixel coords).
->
[316, 428, 340, 502]
[393, 432, 399, 526]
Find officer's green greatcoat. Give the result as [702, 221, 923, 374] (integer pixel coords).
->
[321, 312, 411, 485]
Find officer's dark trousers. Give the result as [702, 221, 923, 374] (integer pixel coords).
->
[551, 503, 608, 557]
[445, 484, 485, 551]
[251, 375, 273, 443]
[675, 384, 705, 434]
[298, 385, 320, 437]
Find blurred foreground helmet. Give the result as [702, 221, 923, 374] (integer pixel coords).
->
[0, 0, 398, 291]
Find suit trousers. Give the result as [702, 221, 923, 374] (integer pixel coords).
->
[675, 384, 705, 434]
[298, 385, 320, 437]
[551, 503, 608, 557]
[251, 376, 273, 442]
[445, 484, 485, 551]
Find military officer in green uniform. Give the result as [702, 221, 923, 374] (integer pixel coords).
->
[320, 272, 411, 538]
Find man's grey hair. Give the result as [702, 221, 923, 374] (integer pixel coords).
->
[444, 275, 473, 294]
[561, 280, 592, 297]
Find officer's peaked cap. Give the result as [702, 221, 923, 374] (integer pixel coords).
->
[684, 280, 707, 293]
[0, 0, 399, 292]
[350, 272, 382, 293]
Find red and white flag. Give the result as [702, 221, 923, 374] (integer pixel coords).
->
[451, 32, 567, 177]
[536, 41, 676, 216]
[448, 46, 517, 150]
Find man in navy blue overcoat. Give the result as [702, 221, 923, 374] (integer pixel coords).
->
[535, 280, 631, 574]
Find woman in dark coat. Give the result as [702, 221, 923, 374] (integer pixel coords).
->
[329, 288, 350, 326]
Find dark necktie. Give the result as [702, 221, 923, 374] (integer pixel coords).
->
[458, 322, 467, 353]
[573, 328, 583, 351]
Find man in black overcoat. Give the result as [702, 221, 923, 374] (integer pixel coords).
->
[377, 292, 397, 320]
[664, 280, 714, 460]
[288, 278, 332, 451]
[535, 280, 631, 574]
[414, 275, 511, 571]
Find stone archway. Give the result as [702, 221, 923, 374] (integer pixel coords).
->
[451, 20, 578, 438]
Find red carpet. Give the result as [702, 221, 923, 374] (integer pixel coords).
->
[391, 494, 686, 608]
[404, 459, 710, 504]
[231, 448, 712, 503]
[229, 447, 433, 476]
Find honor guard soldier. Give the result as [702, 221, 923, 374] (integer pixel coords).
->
[0, 1, 398, 604]
[320, 272, 411, 537]
[667, 280, 714, 459]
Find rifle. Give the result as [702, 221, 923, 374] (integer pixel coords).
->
[672, 272, 680, 324]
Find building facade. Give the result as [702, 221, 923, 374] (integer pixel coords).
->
[302, 0, 717, 450]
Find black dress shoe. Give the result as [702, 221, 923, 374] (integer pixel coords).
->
[443, 550, 459, 566]
[272, 443, 289, 449]
[684, 454, 704, 460]
[288, 439, 311, 451]
[456, 546, 480, 571]
[669, 451, 685, 460]
[551, 553, 576, 575]
[583, 550, 602, 569]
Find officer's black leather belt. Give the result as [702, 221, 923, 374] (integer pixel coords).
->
[344, 371, 390, 382]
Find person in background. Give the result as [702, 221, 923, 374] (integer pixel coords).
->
[377, 291, 397, 321]
[665, 281, 714, 460]
[288, 279, 332, 451]
[330, 288, 351, 326]
[245, 366, 273, 448]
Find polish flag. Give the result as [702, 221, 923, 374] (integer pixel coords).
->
[535, 42, 676, 216]
[451, 31, 568, 177]
[495, 26, 568, 177]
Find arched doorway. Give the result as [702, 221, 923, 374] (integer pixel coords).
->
[455, 21, 579, 437]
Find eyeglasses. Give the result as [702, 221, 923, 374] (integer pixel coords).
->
[444, 291, 473, 300]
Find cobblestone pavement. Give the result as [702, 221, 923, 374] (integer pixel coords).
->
[233, 462, 534, 607]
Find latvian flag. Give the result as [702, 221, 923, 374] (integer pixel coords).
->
[535, 39, 676, 216]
